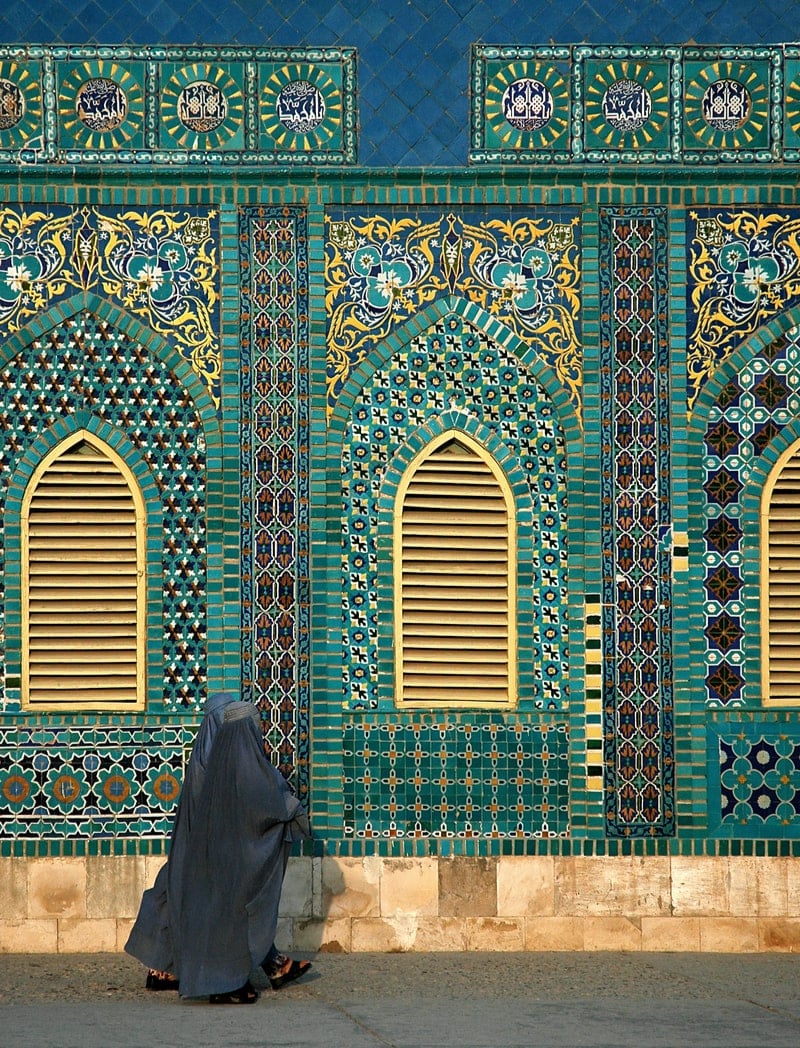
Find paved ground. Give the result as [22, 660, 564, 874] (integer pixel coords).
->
[0, 951, 799, 1047]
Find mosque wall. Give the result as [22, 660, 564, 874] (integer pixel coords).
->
[0, 43, 798, 951]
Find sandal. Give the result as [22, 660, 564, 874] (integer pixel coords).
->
[146, 969, 179, 991]
[267, 957, 312, 990]
[209, 981, 259, 1005]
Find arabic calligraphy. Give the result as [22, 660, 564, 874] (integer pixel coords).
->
[602, 78, 652, 132]
[501, 78, 553, 131]
[178, 81, 227, 133]
[702, 79, 751, 131]
[76, 77, 127, 132]
[0, 78, 23, 131]
[276, 80, 325, 133]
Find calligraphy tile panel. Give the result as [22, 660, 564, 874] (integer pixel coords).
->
[0, 45, 357, 165]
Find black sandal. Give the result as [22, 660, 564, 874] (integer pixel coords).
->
[268, 958, 312, 990]
[209, 981, 259, 1005]
[146, 969, 179, 991]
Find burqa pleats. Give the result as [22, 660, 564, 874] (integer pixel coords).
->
[174, 702, 310, 998]
[124, 691, 236, 973]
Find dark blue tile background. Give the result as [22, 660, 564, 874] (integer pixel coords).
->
[0, 0, 794, 163]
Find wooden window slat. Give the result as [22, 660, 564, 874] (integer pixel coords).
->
[395, 433, 515, 707]
[22, 433, 145, 711]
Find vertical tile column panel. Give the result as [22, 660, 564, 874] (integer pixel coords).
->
[214, 203, 243, 695]
[669, 200, 708, 833]
[599, 205, 675, 837]
[573, 196, 603, 835]
[307, 189, 346, 838]
[239, 204, 310, 801]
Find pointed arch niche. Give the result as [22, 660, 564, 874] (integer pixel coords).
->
[393, 429, 517, 708]
[21, 429, 146, 711]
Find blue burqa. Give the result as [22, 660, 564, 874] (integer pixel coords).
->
[125, 691, 236, 974]
[173, 701, 310, 998]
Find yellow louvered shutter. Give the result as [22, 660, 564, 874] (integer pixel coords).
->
[395, 433, 516, 706]
[762, 439, 800, 706]
[22, 433, 145, 710]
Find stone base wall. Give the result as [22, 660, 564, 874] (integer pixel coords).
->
[1, 854, 799, 954]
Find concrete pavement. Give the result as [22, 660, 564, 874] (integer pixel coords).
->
[0, 951, 799, 1047]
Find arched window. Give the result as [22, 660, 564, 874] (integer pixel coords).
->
[394, 431, 517, 707]
[21, 430, 146, 711]
[761, 436, 800, 706]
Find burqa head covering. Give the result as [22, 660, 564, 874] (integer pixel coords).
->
[124, 691, 237, 973]
[173, 701, 310, 998]
[224, 700, 260, 723]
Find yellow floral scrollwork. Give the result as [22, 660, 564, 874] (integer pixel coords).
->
[688, 208, 800, 409]
[325, 211, 582, 416]
[96, 208, 219, 392]
[0, 205, 219, 402]
[0, 207, 73, 326]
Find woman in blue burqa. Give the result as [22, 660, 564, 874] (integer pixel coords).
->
[125, 695, 312, 1003]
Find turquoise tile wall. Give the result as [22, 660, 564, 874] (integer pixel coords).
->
[0, 43, 798, 858]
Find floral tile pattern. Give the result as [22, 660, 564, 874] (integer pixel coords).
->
[0, 205, 219, 399]
[326, 209, 581, 417]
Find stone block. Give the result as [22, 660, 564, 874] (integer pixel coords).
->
[311, 855, 322, 916]
[0, 919, 57, 953]
[698, 917, 759, 952]
[524, 916, 584, 950]
[351, 916, 419, 952]
[0, 856, 28, 920]
[28, 858, 86, 919]
[465, 917, 524, 951]
[785, 860, 800, 916]
[380, 858, 438, 917]
[728, 857, 788, 917]
[439, 857, 497, 918]
[640, 917, 701, 951]
[58, 918, 118, 953]
[292, 917, 353, 953]
[413, 917, 466, 951]
[671, 858, 730, 916]
[86, 855, 146, 919]
[273, 915, 293, 952]
[279, 856, 313, 918]
[759, 918, 800, 952]
[322, 855, 380, 918]
[143, 855, 168, 888]
[583, 917, 641, 951]
[554, 856, 670, 916]
[497, 856, 554, 916]
[116, 918, 135, 951]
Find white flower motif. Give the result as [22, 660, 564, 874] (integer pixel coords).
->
[375, 268, 402, 299]
[136, 263, 164, 292]
[741, 263, 773, 294]
[6, 262, 33, 292]
[722, 246, 744, 269]
[501, 271, 527, 297]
